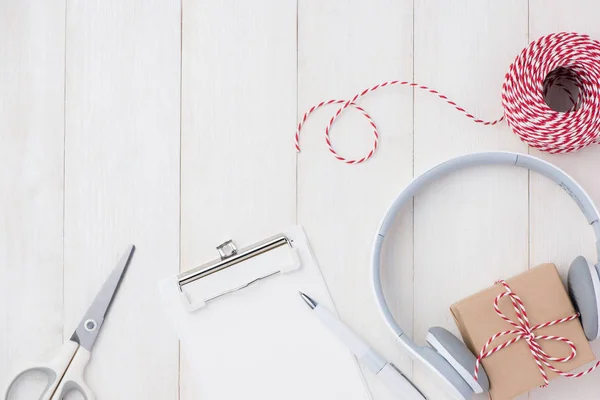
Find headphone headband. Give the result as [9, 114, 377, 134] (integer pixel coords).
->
[372, 152, 600, 346]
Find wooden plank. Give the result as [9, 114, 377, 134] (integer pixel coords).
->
[413, 1, 529, 398]
[0, 1, 65, 397]
[528, 2, 600, 399]
[297, 1, 414, 398]
[180, 1, 297, 398]
[64, 1, 180, 398]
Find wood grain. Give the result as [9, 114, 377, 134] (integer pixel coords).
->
[64, 1, 181, 398]
[180, 1, 297, 398]
[0, 1, 65, 398]
[4, 2, 600, 399]
[297, 0, 414, 398]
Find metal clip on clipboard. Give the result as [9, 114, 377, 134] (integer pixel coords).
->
[177, 234, 301, 311]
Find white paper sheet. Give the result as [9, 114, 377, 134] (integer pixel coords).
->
[158, 226, 372, 399]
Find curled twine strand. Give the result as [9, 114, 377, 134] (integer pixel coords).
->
[473, 280, 600, 388]
[295, 32, 600, 164]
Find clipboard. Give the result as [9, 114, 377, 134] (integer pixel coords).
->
[158, 226, 372, 399]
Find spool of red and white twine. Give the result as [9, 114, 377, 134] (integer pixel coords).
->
[473, 280, 600, 389]
[295, 32, 600, 164]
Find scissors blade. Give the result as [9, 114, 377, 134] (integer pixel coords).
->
[71, 244, 135, 351]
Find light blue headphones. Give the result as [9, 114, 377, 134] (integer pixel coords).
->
[371, 152, 600, 399]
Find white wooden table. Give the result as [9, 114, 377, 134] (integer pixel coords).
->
[2, 1, 600, 399]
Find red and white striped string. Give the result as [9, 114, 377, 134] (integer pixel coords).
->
[295, 32, 600, 164]
[473, 280, 600, 389]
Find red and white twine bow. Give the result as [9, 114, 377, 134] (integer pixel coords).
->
[473, 280, 600, 388]
[295, 32, 600, 164]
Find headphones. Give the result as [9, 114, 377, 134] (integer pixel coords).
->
[371, 152, 600, 399]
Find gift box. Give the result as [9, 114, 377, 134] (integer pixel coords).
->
[450, 264, 595, 399]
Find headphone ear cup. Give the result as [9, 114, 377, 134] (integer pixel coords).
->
[417, 346, 475, 400]
[426, 327, 489, 393]
[568, 256, 600, 341]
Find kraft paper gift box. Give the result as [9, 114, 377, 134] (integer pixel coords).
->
[450, 264, 595, 400]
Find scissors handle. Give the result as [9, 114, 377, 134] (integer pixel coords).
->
[4, 341, 94, 400]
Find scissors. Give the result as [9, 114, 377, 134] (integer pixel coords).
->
[4, 245, 135, 400]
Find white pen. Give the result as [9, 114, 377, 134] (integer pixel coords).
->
[299, 292, 426, 400]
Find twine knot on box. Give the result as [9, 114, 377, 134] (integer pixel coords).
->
[473, 280, 600, 388]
